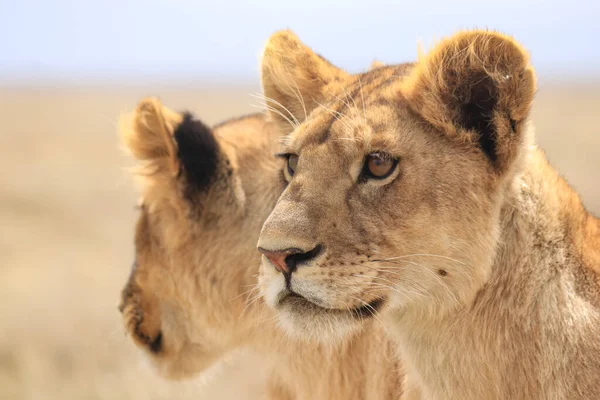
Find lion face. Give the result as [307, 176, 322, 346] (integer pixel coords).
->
[118, 99, 283, 378]
[257, 30, 535, 342]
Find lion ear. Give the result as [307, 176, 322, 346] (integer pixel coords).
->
[401, 30, 536, 172]
[121, 97, 183, 176]
[121, 98, 221, 194]
[260, 30, 350, 130]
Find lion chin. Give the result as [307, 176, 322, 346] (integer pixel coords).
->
[263, 275, 385, 344]
[274, 296, 367, 345]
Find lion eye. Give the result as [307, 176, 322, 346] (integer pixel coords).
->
[287, 154, 299, 177]
[365, 152, 397, 179]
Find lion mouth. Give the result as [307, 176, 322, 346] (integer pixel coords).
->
[279, 291, 384, 319]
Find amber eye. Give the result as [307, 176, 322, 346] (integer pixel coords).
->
[287, 154, 299, 177]
[364, 152, 397, 180]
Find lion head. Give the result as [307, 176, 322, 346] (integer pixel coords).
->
[257, 30, 535, 342]
[118, 98, 283, 378]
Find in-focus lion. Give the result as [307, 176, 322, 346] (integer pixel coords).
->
[118, 98, 403, 399]
[257, 30, 600, 399]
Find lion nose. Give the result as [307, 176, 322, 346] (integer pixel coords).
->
[258, 245, 323, 274]
[258, 248, 293, 273]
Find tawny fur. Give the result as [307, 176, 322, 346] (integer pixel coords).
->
[257, 30, 600, 399]
[118, 98, 403, 399]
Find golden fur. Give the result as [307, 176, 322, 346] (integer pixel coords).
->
[118, 98, 403, 399]
[257, 30, 600, 399]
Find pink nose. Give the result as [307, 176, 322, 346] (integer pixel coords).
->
[258, 248, 295, 273]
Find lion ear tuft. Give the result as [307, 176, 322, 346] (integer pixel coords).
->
[401, 30, 536, 171]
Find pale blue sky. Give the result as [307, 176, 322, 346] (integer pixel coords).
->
[1, 0, 599, 83]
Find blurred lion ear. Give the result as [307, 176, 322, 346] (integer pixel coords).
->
[121, 98, 222, 194]
[260, 30, 350, 130]
[121, 97, 183, 175]
[401, 30, 536, 172]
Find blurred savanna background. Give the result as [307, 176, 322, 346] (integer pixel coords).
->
[1, 1, 599, 399]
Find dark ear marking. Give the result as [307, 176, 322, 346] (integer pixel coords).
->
[401, 31, 536, 172]
[457, 75, 498, 163]
[174, 112, 220, 192]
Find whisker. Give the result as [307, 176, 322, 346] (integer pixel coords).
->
[314, 100, 353, 131]
[370, 253, 467, 266]
[342, 85, 359, 112]
[357, 75, 368, 127]
[353, 271, 429, 299]
[348, 295, 386, 329]
[241, 291, 263, 317]
[285, 72, 308, 121]
[330, 92, 354, 112]
[359, 281, 415, 303]
[368, 259, 472, 281]
[230, 285, 260, 302]
[376, 262, 461, 307]
[254, 313, 279, 327]
[338, 298, 361, 321]
[250, 103, 297, 130]
[251, 93, 300, 127]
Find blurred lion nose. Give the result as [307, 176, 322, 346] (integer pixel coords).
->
[258, 245, 323, 274]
